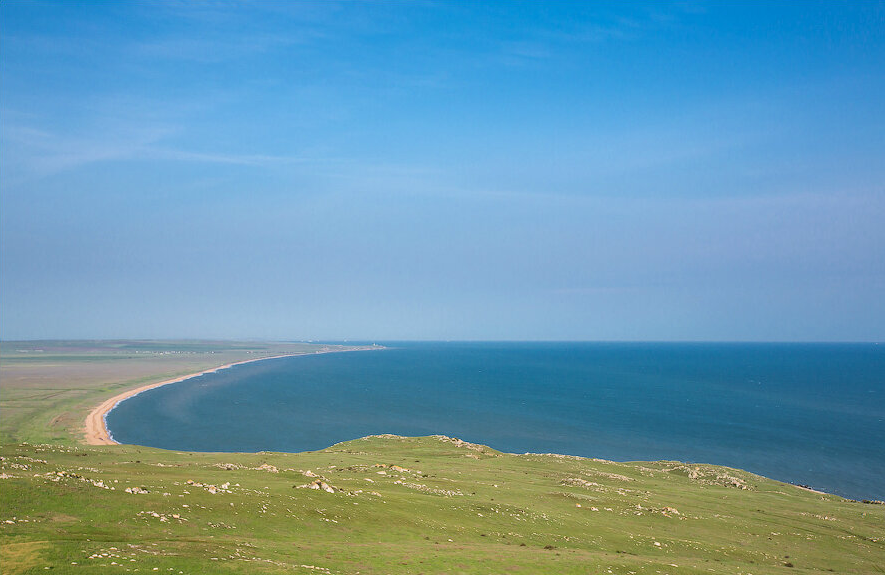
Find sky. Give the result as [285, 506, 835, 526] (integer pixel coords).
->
[1, 1, 883, 342]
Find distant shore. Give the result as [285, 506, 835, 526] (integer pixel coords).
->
[84, 348, 374, 446]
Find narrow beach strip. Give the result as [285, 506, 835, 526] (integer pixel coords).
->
[85, 351, 330, 446]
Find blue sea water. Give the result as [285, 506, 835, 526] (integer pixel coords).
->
[107, 342, 885, 501]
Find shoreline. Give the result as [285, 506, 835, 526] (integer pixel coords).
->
[84, 348, 369, 446]
[77, 345, 855, 501]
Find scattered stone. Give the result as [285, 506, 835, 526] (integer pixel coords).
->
[186, 479, 229, 494]
[137, 511, 186, 523]
[582, 469, 635, 482]
[522, 452, 587, 461]
[296, 480, 336, 493]
[393, 480, 463, 497]
[665, 464, 753, 490]
[561, 477, 601, 488]
[431, 435, 498, 456]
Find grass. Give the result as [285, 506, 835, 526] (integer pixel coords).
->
[1, 341, 883, 574]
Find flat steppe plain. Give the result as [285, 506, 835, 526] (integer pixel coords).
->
[1, 341, 883, 574]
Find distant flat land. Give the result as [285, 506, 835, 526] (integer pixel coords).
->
[1, 341, 883, 574]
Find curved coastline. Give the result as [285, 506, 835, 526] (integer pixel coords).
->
[80, 344, 859, 500]
[85, 351, 343, 445]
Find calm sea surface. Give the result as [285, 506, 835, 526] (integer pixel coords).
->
[107, 342, 885, 501]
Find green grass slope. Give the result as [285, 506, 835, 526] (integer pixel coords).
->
[2, 436, 884, 574]
[2, 342, 883, 573]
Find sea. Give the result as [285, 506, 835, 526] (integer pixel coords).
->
[106, 341, 885, 501]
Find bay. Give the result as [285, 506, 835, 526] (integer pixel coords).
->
[107, 342, 885, 501]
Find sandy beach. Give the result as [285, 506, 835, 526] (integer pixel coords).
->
[84, 353, 308, 445]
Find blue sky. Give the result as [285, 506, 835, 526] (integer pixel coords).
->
[1, 1, 883, 341]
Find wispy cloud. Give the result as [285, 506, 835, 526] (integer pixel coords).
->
[129, 0, 340, 63]
[482, 5, 683, 68]
[132, 31, 320, 64]
[544, 18, 642, 44]
[0, 120, 170, 183]
[142, 148, 336, 167]
[0, 119, 342, 185]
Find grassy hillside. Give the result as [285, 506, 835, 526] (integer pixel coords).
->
[1, 342, 883, 574]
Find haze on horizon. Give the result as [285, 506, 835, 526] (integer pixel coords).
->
[1, 1, 883, 342]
